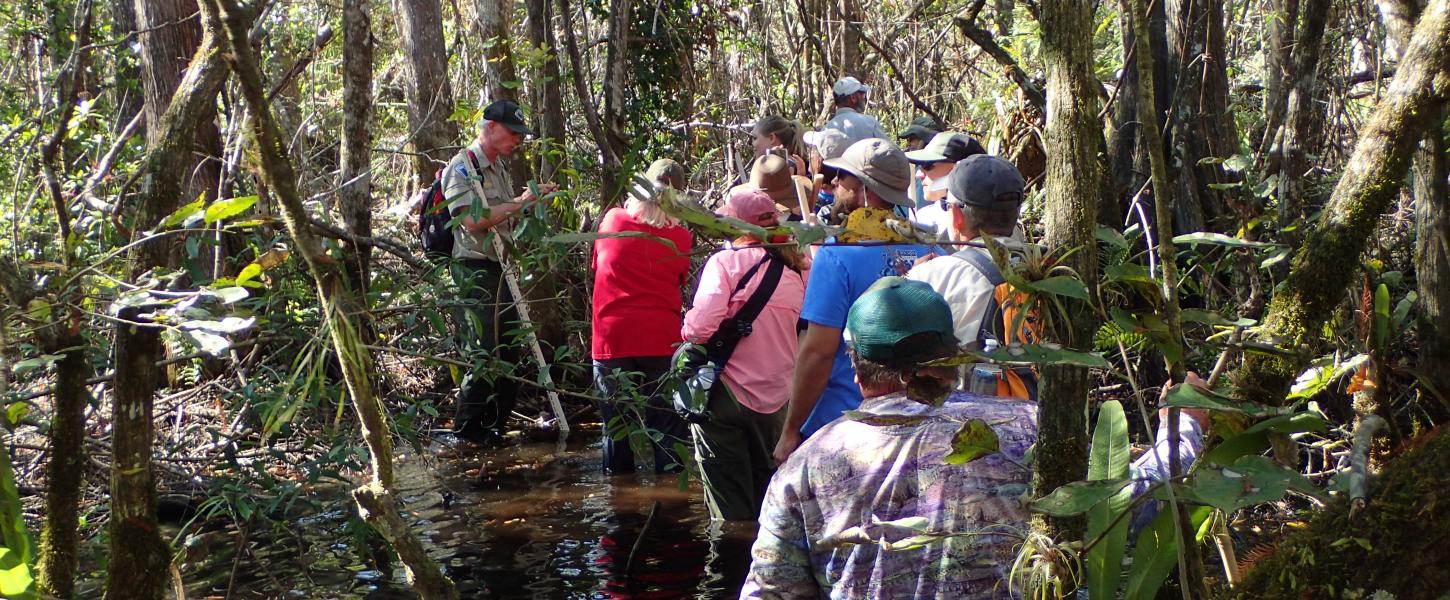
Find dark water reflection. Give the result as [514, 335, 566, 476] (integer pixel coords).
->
[184, 430, 755, 599]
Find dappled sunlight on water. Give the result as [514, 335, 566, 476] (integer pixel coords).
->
[173, 430, 755, 599]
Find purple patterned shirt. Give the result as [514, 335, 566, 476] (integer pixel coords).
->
[742, 391, 1038, 599]
[741, 392, 1206, 599]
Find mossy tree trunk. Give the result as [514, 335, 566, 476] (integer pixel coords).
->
[394, 0, 462, 187]
[1034, 0, 1103, 540]
[106, 12, 229, 599]
[1225, 429, 1450, 599]
[203, 0, 457, 596]
[1235, 0, 1450, 407]
[338, 0, 374, 295]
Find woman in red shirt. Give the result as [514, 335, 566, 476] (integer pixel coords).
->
[591, 159, 694, 474]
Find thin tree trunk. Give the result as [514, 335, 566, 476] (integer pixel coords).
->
[339, 0, 374, 294]
[395, 0, 462, 187]
[525, 0, 566, 180]
[1258, 0, 1299, 160]
[838, 0, 860, 75]
[602, 0, 632, 167]
[1275, 0, 1332, 236]
[111, 0, 143, 131]
[557, 0, 618, 193]
[1236, 0, 1450, 407]
[1167, 0, 1237, 232]
[1034, 0, 1102, 541]
[106, 14, 228, 600]
[204, 0, 458, 596]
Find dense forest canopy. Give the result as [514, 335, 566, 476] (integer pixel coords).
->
[0, 0, 1447, 597]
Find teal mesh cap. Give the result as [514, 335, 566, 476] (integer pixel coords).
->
[845, 277, 960, 367]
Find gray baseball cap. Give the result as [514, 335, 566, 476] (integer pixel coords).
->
[824, 138, 913, 207]
[898, 116, 943, 142]
[946, 154, 1025, 209]
[906, 132, 988, 165]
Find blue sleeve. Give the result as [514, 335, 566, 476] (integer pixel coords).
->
[1128, 417, 1206, 534]
[799, 247, 851, 328]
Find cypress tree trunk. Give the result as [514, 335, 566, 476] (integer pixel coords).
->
[1274, 0, 1332, 238]
[34, 339, 88, 599]
[204, 0, 457, 596]
[477, 0, 533, 185]
[525, 0, 566, 180]
[1034, 0, 1103, 540]
[106, 19, 228, 600]
[135, 0, 223, 204]
[395, 0, 462, 186]
[1236, 0, 1450, 407]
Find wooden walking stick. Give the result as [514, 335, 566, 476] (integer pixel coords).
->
[471, 178, 571, 435]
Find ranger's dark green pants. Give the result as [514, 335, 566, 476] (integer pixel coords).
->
[690, 383, 786, 521]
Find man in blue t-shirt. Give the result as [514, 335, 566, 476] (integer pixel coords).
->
[773, 138, 934, 465]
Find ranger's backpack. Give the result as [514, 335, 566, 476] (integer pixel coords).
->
[951, 248, 1043, 400]
[414, 168, 453, 257]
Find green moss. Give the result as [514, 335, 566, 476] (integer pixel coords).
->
[1225, 429, 1450, 599]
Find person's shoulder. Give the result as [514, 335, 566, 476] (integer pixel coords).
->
[939, 392, 1039, 420]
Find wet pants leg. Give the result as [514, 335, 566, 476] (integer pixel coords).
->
[450, 259, 521, 438]
[593, 356, 689, 474]
[690, 385, 786, 521]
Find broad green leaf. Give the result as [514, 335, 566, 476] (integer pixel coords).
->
[1104, 263, 1154, 285]
[10, 355, 61, 377]
[0, 432, 35, 600]
[1172, 231, 1277, 249]
[1030, 479, 1132, 517]
[1162, 383, 1289, 418]
[203, 195, 259, 224]
[24, 299, 50, 322]
[1260, 248, 1291, 269]
[872, 515, 931, 533]
[1086, 400, 1132, 600]
[235, 263, 263, 286]
[1024, 275, 1089, 300]
[1169, 455, 1321, 512]
[544, 230, 680, 254]
[1123, 505, 1213, 600]
[4, 403, 28, 428]
[0, 547, 34, 599]
[184, 330, 232, 356]
[1373, 284, 1389, 351]
[944, 419, 999, 465]
[1095, 225, 1129, 249]
[932, 344, 1110, 369]
[206, 286, 251, 304]
[158, 195, 206, 229]
[1287, 354, 1370, 400]
[180, 316, 256, 334]
[1180, 309, 1256, 327]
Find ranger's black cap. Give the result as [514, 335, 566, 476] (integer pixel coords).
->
[483, 100, 534, 137]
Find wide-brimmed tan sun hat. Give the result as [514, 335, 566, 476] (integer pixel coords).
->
[823, 138, 913, 207]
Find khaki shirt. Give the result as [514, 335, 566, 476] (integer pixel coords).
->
[444, 141, 515, 261]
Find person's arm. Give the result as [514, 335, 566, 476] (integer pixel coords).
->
[454, 184, 556, 233]
[772, 323, 841, 465]
[682, 254, 734, 343]
[740, 472, 819, 598]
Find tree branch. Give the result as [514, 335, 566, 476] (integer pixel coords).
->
[953, 15, 1048, 113]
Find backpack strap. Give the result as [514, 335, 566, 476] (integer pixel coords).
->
[731, 253, 785, 327]
[950, 247, 1008, 344]
[703, 251, 786, 366]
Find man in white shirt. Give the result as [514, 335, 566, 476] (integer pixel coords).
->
[822, 77, 888, 145]
[905, 154, 1025, 348]
[905, 132, 987, 239]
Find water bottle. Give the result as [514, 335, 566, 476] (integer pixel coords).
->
[970, 339, 1003, 396]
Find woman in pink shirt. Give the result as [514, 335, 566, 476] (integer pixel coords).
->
[592, 159, 693, 475]
[682, 188, 808, 520]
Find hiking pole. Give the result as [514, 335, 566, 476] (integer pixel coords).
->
[489, 229, 569, 436]
[470, 176, 570, 436]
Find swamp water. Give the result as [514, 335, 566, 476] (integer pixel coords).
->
[167, 431, 756, 598]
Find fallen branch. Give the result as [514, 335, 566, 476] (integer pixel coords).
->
[306, 217, 429, 270]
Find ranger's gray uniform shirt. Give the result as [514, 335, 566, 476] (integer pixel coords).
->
[444, 140, 514, 261]
[823, 107, 889, 146]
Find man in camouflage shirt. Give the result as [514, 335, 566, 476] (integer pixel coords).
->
[743, 278, 1207, 598]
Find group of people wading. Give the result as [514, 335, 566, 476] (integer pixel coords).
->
[434, 79, 1208, 598]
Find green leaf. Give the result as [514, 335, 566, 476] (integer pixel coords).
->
[1095, 225, 1129, 249]
[184, 330, 232, 356]
[1172, 232, 1277, 249]
[1104, 263, 1154, 285]
[1373, 283, 1390, 351]
[1123, 505, 1213, 600]
[24, 299, 50, 323]
[10, 355, 61, 377]
[1024, 275, 1089, 300]
[235, 263, 263, 286]
[544, 230, 681, 254]
[180, 316, 256, 334]
[931, 343, 1110, 369]
[1086, 400, 1132, 600]
[206, 286, 251, 304]
[203, 195, 259, 225]
[0, 430, 36, 600]
[5, 403, 28, 428]
[944, 419, 999, 465]
[1260, 248, 1291, 269]
[1162, 383, 1290, 418]
[1287, 354, 1370, 400]
[1030, 479, 1132, 517]
[1180, 309, 1256, 327]
[158, 195, 206, 229]
[1170, 456, 1321, 512]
